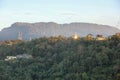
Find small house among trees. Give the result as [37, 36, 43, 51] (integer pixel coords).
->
[85, 34, 93, 40]
[96, 35, 106, 41]
[5, 54, 32, 61]
[111, 33, 120, 40]
[5, 56, 17, 61]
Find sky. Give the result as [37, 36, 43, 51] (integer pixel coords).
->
[0, 0, 120, 30]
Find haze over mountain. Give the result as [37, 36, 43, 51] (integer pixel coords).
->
[0, 22, 120, 41]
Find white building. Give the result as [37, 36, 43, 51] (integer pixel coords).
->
[5, 56, 17, 61]
[5, 54, 32, 61]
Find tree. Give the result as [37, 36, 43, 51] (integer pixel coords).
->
[82, 72, 89, 80]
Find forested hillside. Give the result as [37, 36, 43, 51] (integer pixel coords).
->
[0, 35, 120, 80]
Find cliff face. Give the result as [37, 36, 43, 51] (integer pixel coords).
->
[0, 22, 120, 41]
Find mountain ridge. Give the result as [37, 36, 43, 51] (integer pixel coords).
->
[0, 22, 120, 41]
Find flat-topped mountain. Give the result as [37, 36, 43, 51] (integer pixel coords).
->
[0, 22, 120, 41]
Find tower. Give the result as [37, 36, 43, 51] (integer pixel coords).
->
[73, 33, 78, 40]
[18, 32, 22, 40]
[29, 37, 32, 41]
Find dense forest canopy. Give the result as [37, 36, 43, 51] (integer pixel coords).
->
[0, 33, 120, 80]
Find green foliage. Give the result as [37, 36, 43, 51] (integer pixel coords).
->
[0, 36, 120, 80]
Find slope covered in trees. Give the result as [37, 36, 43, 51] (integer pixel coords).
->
[0, 36, 120, 80]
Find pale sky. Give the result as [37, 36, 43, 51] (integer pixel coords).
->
[0, 0, 120, 30]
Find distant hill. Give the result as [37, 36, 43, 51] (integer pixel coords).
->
[0, 22, 120, 41]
